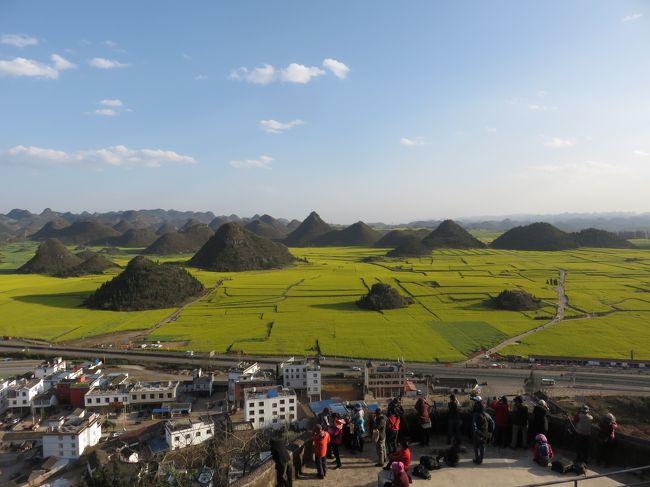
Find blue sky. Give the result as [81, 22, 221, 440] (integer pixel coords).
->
[1, 1, 649, 223]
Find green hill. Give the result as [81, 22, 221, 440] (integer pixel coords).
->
[422, 220, 486, 249]
[144, 223, 214, 255]
[574, 228, 636, 249]
[313, 221, 381, 246]
[245, 215, 288, 240]
[356, 283, 414, 310]
[109, 228, 158, 248]
[86, 256, 204, 311]
[491, 222, 578, 251]
[155, 222, 177, 235]
[375, 229, 429, 247]
[55, 254, 116, 277]
[17, 238, 83, 274]
[188, 222, 295, 271]
[284, 211, 332, 246]
[30, 218, 70, 240]
[386, 239, 431, 258]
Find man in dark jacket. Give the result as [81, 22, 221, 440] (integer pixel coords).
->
[510, 395, 529, 449]
[531, 399, 550, 439]
[270, 430, 292, 487]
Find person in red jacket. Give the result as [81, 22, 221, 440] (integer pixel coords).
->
[312, 425, 331, 479]
[386, 413, 400, 453]
[328, 413, 345, 469]
[384, 438, 411, 470]
[391, 461, 411, 487]
[492, 396, 510, 448]
[533, 433, 554, 466]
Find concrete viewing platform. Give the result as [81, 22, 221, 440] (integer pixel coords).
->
[295, 440, 635, 487]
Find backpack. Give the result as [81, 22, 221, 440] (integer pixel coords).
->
[420, 455, 441, 471]
[538, 442, 550, 458]
[413, 464, 432, 480]
[573, 462, 587, 476]
[551, 459, 574, 474]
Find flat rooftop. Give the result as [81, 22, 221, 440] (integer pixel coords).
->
[244, 386, 295, 401]
[130, 380, 178, 391]
[294, 441, 635, 487]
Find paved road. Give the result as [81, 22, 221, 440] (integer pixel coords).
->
[469, 269, 567, 362]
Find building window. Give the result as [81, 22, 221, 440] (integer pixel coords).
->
[196, 431, 201, 436]
[132, 395, 136, 400]
[105, 398, 109, 403]
[280, 407, 285, 412]
[289, 398, 295, 403]
[280, 399, 285, 404]
[167, 393, 172, 398]
[96, 398, 101, 404]
[289, 406, 295, 411]
[259, 409, 264, 415]
[159, 393, 163, 399]
[150, 394, 155, 399]
[185, 434, 191, 439]
[175, 436, 179, 441]
[141, 394, 146, 400]
[258, 402, 264, 406]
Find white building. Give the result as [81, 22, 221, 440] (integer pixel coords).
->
[244, 386, 297, 430]
[228, 362, 260, 403]
[7, 378, 44, 411]
[279, 358, 321, 401]
[129, 381, 179, 406]
[180, 369, 214, 396]
[165, 418, 214, 450]
[42, 411, 102, 459]
[0, 379, 16, 415]
[34, 357, 66, 378]
[84, 374, 130, 410]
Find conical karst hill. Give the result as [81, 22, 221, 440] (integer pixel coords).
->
[189, 222, 295, 271]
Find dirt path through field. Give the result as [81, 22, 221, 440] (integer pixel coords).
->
[464, 269, 567, 364]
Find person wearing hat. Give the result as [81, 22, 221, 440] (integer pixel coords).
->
[573, 404, 594, 463]
[531, 399, 550, 440]
[596, 412, 618, 467]
[492, 396, 510, 448]
[471, 396, 494, 464]
[372, 407, 387, 466]
[510, 395, 529, 449]
[533, 433, 554, 466]
[390, 461, 410, 487]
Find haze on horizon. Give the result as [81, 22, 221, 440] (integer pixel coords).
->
[1, 1, 649, 224]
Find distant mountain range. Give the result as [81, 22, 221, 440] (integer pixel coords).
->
[1, 207, 650, 244]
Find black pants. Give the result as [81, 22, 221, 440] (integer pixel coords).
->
[420, 424, 431, 446]
[331, 443, 341, 467]
[275, 463, 292, 487]
[576, 434, 590, 463]
[387, 429, 398, 453]
[597, 439, 614, 466]
[354, 434, 364, 452]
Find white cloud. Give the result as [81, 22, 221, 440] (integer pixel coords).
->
[94, 108, 117, 117]
[230, 155, 273, 169]
[536, 90, 548, 97]
[103, 40, 117, 48]
[194, 74, 208, 81]
[259, 119, 304, 134]
[89, 57, 128, 69]
[322, 58, 350, 79]
[8, 145, 68, 161]
[484, 126, 497, 133]
[530, 160, 624, 175]
[528, 104, 558, 111]
[622, 13, 643, 22]
[0, 53, 74, 79]
[230, 59, 345, 85]
[400, 137, 426, 147]
[99, 99, 123, 107]
[3, 144, 196, 168]
[229, 64, 276, 84]
[1, 34, 38, 47]
[633, 150, 650, 157]
[51, 54, 76, 71]
[544, 137, 575, 148]
[280, 63, 325, 83]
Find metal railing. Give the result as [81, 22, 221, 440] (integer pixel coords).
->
[523, 465, 650, 487]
